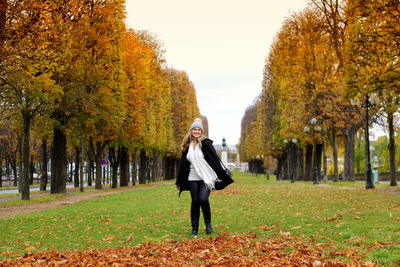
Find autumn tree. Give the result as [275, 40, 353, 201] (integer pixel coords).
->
[239, 102, 258, 165]
[44, 0, 126, 192]
[1, 0, 205, 194]
[345, 0, 400, 186]
[0, 0, 62, 199]
[250, 2, 368, 183]
[122, 30, 171, 184]
[263, 8, 331, 180]
[201, 115, 209, 137]
[164, 68, 201, 179]
[0, 115, 19, 187]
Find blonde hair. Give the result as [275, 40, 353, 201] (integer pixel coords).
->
[181, 130, 205, 151]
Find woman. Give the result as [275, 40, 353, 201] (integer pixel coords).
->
[176, 119, 234, 236]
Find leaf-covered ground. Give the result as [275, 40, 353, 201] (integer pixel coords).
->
[0, 233, 378, 266]
[0, 173, 399, 265]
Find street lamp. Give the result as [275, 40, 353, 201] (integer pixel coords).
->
[310, 118, 319, 184]
[352, 93, 379, 189]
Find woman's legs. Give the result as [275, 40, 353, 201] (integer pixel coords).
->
[189, 181, 200, 235]
[189, 181, 200, 224]
[189, 181, 211, 235]
[197, 182, 212, 234]
[197, 182, 211, 222]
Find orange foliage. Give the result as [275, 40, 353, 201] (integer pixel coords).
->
[167, 68, 201, 155]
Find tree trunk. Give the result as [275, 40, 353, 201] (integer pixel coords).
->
[74, 147, 80, 188]
[157, 153, 162, 180]
[87, 149, 93, 186]
[174, 158, 179, 179]
[388, 112, 397, 186]
[139, 150, 147, 184]
[29, 155, 34, 185]
[111, 164, 118, 188]
[316, 143, 323, 180]
[69, 160, 73, 182]
[296, 147, 304, 180]
[169, 157, 175, 180]
[332, 129, 339, 182]
[6, 157, 9, 180]
[146, 156, 151, 181]
[323, 138, 328, 182]
[0, 158, 2, 188]
[21, 112, 31, 200]
[109, 146, 119, 189]
[291, 144, 297, 180]
[151, 152, 156, 182]
[163, 156, 174, 180]
[120, 146, 129, 187]
[95, 142, 104, 190]
[18, 135, 23, 193]
[11, 155, 17, 187]
[51, 128, 67, 194]
[276, 157, 282, 180]
[91, 159, 95, 186]
[343, 127, 356, 181]
[89, 139, 107, 190]
[87, 158, 92, 187]
[305, 144, 313, 181]
[282, 151, 289, 180]
[163, 156, 167, 180]
[131, 150, 137, 185]
[151, 151, 160, 182]
[79, 133, 84, 192]
[168, 157, 175, 180]
[40, 139, 48, 191]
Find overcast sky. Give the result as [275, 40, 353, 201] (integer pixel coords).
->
[125, 0, 310, 146]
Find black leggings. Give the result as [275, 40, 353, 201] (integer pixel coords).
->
[189, 181, 211, 222]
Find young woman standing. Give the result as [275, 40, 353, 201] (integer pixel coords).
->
[176, 119, 234, 236]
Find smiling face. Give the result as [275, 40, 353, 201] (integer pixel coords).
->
[191, 127, 202, 139]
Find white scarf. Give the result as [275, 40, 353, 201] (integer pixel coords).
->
[187, 141, 220, 190]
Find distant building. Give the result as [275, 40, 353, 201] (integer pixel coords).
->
[213, 144, 238, 166]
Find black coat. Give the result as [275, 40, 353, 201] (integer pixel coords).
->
[176, 138, 234, 196]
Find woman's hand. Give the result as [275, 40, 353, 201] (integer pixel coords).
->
[176, 185, 180, 190]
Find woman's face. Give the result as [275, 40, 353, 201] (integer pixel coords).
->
[191, 127, 202, 139]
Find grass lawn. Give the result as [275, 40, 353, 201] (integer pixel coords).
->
[323, 180, 389, 189]
[0, 172, 399, 265]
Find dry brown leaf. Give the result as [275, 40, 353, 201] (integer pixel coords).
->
[0, 233, 379, 267]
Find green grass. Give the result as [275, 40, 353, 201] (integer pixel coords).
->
[0, 194, 66, 206]
[0, 181, 171, 204]
[323, 180, 389, 189]
[0, 173, 399, 265]
[0, 190, 49, 199]
[0, 186, 97, 200]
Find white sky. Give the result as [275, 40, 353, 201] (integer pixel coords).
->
[125, 0, 310, 146]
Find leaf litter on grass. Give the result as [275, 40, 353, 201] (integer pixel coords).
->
[1, 233, 379, 266]
[1, 176, 399, 265]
